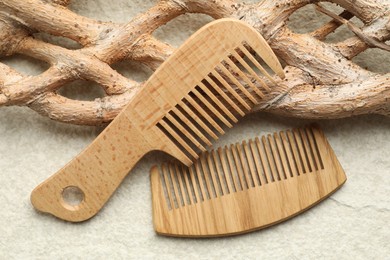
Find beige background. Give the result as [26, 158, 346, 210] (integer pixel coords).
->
[0, 1, 389, 259]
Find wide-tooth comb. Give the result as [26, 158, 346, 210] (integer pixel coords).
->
[151, 124, 347, 237]
[31, 18, 285, 222]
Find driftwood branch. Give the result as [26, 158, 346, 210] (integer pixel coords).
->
[315, 4, 390, 51]
[0, 0, 389, 125]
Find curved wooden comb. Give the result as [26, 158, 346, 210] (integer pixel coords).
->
[31, 18, 284, 222]
[151, 125, 347, 237]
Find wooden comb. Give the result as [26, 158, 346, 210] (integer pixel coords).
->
[31, 18, 285, 222]
[150, 125, 347, 237]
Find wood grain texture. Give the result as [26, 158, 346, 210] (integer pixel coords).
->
[1, 0, 389, 124]
[30, 18, 284, 222]
[150, 124, 347, 237]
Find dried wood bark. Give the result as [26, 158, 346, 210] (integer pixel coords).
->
[0, 0, 389, 125]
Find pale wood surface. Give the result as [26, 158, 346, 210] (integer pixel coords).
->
[151, 124, 347, 237]
[30, 18, 284, 222]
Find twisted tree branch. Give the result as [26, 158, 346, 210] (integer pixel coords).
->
[0, 0, 389, 125]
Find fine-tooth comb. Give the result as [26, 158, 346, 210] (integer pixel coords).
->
[150, 124, 347, 237]
[30, 18, 285, 222]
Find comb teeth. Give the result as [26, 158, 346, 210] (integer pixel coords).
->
[151, 124, 347, 237]
[158, 126, 326, 210]
[157, 42, 278, 162]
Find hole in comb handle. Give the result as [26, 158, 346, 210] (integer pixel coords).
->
[61, 186, 84, 210]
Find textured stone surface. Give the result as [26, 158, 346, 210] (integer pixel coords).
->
[0, 1, 389, 258]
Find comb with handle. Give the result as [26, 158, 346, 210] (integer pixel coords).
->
[150, 124, 347, 237]
[31, 18, 285, 222]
